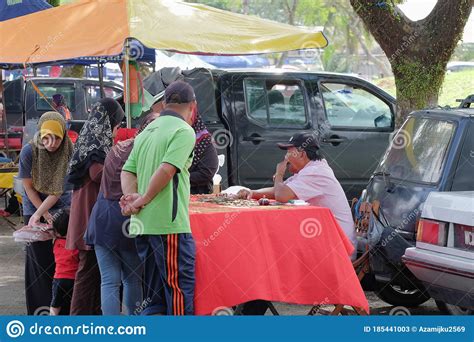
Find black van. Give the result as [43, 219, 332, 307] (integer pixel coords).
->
[363, 97, 474, 307]
[2, 77, 122, 148]
[145, 68, 397, 200]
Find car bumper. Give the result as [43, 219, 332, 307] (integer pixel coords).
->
[403, 247, 474, 307]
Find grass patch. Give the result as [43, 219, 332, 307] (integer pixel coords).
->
[374, 69, 474, 107]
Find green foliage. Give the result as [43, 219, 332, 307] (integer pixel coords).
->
[46, 0, 60, 6]
[451, 43, 474, 61]
[374, 69, 474, 108]
[392, 59, 446, 107]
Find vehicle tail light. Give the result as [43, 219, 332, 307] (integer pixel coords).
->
[416, 219, 448, 246]
[450, 223, 474, 251]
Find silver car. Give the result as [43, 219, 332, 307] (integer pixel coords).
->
[403, 191, 474, 315]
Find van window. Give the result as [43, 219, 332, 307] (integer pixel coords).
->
[85, 85, 121, 112]
[244, 79, 307, 127]
[320, 82, 392, 128]
[378, 117, 455, 184]
[36, 84, 75, 111]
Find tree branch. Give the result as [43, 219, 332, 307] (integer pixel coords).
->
[349, 0, 410, 57]
[420, 0, 472, 62]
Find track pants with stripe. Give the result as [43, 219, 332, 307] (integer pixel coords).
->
[136, 234, 195, 315]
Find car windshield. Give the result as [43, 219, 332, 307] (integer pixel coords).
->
[378, 117, 455, 184]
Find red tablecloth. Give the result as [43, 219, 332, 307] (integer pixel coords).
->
[190, 202, 369, 315]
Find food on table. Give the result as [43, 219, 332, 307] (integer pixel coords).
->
[193, 194, 259, 207]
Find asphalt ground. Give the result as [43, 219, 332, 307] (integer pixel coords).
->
[0, 216, 440, 316]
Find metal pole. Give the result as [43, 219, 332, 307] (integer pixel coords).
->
[0, 70, 10, 156]
[98, 62, 105, 98]
[124, 40, 131, 128]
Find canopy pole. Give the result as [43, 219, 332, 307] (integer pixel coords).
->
[124, 39, 131, 128]
[0, 71, 10, 157]
[98, 62, 105, 98]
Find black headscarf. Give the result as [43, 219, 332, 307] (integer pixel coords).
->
[191, 114, 212, 168]
[68, 98, 124, 189]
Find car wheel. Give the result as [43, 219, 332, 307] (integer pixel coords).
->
[435, 301, 473, 315]
[375, 282, 430, 307]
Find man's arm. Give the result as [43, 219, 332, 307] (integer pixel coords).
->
[273, 173, 297, 203]
[251, 187, 275, 200]
[121, 170, 138, 195]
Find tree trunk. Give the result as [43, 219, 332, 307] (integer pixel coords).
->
[350, 0, 472, 126]
[277, 0, 299, 67]
[392, 55, 445, 126]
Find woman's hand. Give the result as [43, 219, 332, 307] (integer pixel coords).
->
[43, 211, 53, 224]
[28, 213, 41, 227]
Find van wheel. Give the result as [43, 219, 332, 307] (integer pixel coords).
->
[435, 301, 473, 315]
[375, 282, 430, 307]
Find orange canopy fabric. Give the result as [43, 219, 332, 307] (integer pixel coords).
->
[0, 0, 328, 64]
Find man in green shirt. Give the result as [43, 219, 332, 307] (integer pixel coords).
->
[121, 81, 196, 315]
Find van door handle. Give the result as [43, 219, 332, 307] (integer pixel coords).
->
[322, 135, 347, 146]
[243, 135, 265, 144]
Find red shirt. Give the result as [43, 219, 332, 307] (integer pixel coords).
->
[54, 238, 79, 279]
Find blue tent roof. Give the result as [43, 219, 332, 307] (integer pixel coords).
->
[0, 0, 51, 22]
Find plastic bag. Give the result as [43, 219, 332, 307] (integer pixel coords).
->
[13, 224, 55, 243]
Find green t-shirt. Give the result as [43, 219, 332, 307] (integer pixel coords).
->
[122, 111, 195, 235]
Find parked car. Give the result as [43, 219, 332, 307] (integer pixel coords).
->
[363, 97, 474, 306]
[403, 191, 473, 315]
[446, 61, 474, 73]
[2, 77, 122, 155]
[144, 67, 397, 199]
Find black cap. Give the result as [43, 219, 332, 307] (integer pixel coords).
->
[164, 81, 196, 104]
[277, 133, 320, 152]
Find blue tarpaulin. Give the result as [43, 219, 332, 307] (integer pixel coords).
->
[0, 0, 51, 22]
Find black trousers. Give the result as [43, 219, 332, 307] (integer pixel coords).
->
[24, 215, 56, 315]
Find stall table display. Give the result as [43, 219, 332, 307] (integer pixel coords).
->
[189, 195, 369, 315]
[0, 162, 19, 228]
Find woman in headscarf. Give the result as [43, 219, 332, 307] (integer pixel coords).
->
[66, 98, 124, 315]
[189, 108, 218, 194]
[85, 112, 158, 315]
[18, 111, 74, 315]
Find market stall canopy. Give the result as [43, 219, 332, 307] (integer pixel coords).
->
[0, 0, 328, 65]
